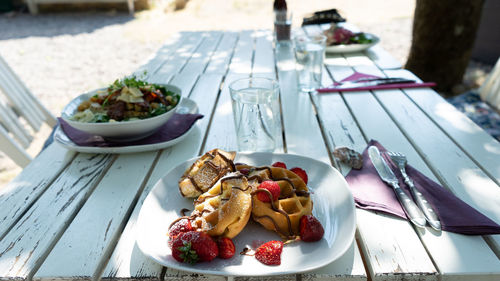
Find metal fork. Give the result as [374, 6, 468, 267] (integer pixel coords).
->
[387, 151, 442, 231]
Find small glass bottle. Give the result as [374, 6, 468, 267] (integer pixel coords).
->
[273, 0, 291, 42]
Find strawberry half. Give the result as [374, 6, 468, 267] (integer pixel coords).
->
[168, 218, 194, 239]
[272, 162, 287, 169]
[171, 231, 219, 263]
[217, 237, 236, 259]
[290, 167, 308, 184]
[256, 180, 281, 202]
[299, 215, 324, 242]
[255, 240, 283, 265]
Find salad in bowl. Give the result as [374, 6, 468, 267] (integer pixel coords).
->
[71, 76, 179, 123]
[62, 76, 182, 141]
[323, 24, 379, 53]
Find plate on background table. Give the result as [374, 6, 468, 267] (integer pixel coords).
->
[54, 98, 199, 154]
[325, 33, 379, 54]
[136, 152, 356, 277]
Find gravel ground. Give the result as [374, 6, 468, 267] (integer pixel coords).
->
[0, 0, 489, 186]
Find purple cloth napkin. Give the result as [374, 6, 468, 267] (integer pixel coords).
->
[346, 140, 500, 235]
[58, 113, 203, 147]
[317, 72, 436, 93]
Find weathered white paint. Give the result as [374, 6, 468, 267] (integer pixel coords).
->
[205, 32, 239, 74]
[33, 152, 158, 280]
[149, 33, 204, 84]
[202, 72, 246, 152]
[0, 153, 115, 279]
[134, 32, 186, 79]
[228, 31, 254, 75]
[384, 69, 500, 184]
[0, 143, 75, 238]
[180, 32, 223, 76]
[253, 30, 275, 74]
[274, 42, 330, 164]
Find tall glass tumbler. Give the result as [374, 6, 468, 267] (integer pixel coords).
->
[229, 77, 281, 152]
[293, 34, 327, 92]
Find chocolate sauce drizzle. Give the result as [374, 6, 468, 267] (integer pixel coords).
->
[184, 150, 236, 194]
[246, 166, 313, 239]
[194, 174, 248, 204]
[180, 208, 190, 216]
[251, 188, 295, 239]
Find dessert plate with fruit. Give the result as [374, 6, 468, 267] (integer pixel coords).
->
[136, 149, 356, 277]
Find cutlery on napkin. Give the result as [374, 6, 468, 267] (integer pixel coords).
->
[345, 140, 500, 235]
[317, 72, 436, 93]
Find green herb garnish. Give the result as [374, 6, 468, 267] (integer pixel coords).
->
[93, 113, 110, 123]
[150, 103, 168, 117]
[349, 33, 374, 44]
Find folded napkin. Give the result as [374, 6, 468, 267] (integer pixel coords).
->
[317, 72, 436, 93]
[346, 140, 500, 235]
[58, 113, 203, 147]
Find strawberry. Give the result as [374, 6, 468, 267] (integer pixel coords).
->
[171, 231, 218, 263]
[256, 180, 281, 202]
[217, 237, 236, 259]
[299, 215, 324, 242]
[168, 218, 193, 239]
[272, 162, 287, 169]
[255, 240, 283, 265]
[290, 167, 308, 184]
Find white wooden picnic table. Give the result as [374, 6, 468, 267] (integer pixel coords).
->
[0, 25, 499, 281]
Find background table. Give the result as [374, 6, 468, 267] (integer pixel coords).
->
[0, 25, 499, 281]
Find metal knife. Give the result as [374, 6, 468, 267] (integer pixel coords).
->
[335, 77, 416, 89]
[368, 146, 427, 228]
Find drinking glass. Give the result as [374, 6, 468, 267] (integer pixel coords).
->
[229, 77, 281, 152]
[293, 34, 327, 92]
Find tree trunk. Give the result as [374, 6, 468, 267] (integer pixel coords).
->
[405, 0, 484, 94]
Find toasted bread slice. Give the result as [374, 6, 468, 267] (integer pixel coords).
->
[178, 149, 236, 198]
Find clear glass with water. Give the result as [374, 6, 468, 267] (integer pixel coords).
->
[229, 78, 281, 152]
[294, 34, 327, 92]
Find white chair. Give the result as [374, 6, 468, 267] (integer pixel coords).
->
[0, 55, 57, 167]
[479, 57, 500, 112]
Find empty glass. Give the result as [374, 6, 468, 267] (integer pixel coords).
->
[229, 77, 281, 152]
[293, 34, 327, 92]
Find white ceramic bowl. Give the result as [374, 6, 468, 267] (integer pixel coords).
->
[61, 84, 182, 141]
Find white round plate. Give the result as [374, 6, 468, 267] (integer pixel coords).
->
[61, 84, 182, 141]
[54, 98, 199, 154]
[136, 152, 356, 277]
[325, 33, 379, 54]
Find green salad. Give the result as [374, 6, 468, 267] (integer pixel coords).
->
[71, 76, 180, 123]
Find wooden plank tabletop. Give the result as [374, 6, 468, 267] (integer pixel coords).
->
[0, 26, 499, 281]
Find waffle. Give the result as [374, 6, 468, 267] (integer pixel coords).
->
[243, 166, 313, 239]
[190, 172, 254, 238]
[178, 149, 236, 198]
